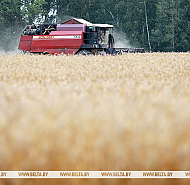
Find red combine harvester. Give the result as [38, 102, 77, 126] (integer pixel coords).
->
[18, 18, 144, 55]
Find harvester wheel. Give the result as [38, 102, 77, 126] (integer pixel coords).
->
[77, 50, 92, 56]
[97, 51, 106, 56]
[21, 51, 29, 54]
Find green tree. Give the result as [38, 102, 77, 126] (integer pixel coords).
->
[21, 0, 48, 24]
[153, 0, 190, 51]
[1, 0, 190, 52]
[0, 0, 23, 51]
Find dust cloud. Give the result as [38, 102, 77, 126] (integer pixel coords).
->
[56, 15, 74, 24]
[113, 30, 131, 48]
[0, 46, 5, 55]
[0, 45, 20, 55]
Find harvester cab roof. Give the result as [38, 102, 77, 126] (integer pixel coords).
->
[84, 24, 113, 46]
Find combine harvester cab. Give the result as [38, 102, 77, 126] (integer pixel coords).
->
[18, 18, 144, 55]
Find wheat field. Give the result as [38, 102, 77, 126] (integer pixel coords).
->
[0, 53, 190, 185]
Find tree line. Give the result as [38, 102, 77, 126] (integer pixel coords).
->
[0, 0, 190, 52]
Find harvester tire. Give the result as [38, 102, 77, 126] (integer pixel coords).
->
[77, 50, 92, 56]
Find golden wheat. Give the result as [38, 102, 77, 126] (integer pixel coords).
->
[0, 53, 190, 185]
